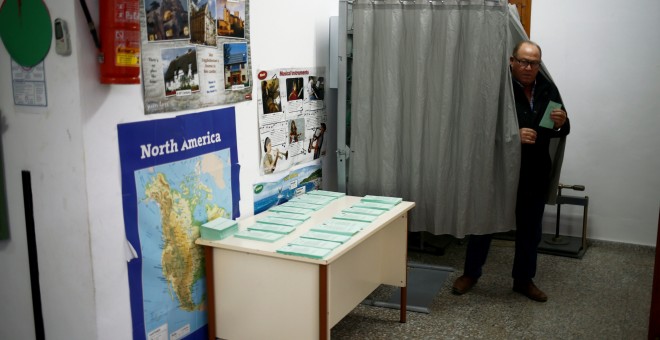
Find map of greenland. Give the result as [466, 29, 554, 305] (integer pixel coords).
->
[136, 149, 232, 338]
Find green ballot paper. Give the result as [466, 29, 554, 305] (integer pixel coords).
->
[540, 101, 562, 129]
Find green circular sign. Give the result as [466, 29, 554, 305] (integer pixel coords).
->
[0, 0, 53, 67]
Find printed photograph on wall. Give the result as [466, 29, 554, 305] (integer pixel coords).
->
[307, 75, 325, 101]
[145, 0, 191, 41]
[286, 77, 304, 102]
[261, 135, 288, 175]
[217, 0, 246, 39]
[260, 78, 281, 114]
[162, 46, 200, 96]
[189, 0, 217, 46]
[288, 118, 304, 144]
[223, 42, 248, 90]
[308, 122, 327, 160]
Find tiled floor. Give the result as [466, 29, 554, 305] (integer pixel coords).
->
[331, 237, 655, 339]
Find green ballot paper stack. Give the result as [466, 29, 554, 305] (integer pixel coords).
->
[306, 190, 346, 198]
[300, 231, 352, 244]
[333, 212, 378, 223]
[268, 205, 315, 215]
[289, 194, 336, 206]
[234, 229, 285, 242]
[361, 195, 402, 205]
[311, 219, 365, 236]
[289, 237, 342, 250]
[201, 217, 238, 241]
[247, 223, 296, 235]
[276, 244, 332, 259]
[342, 206, 386, 216]
[352, 200, 397, 211]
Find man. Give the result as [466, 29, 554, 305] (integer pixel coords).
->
[452, 40, 570, 302]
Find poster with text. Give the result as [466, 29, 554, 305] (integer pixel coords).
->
[257, 67, 327, 176]
[141, 0, 252, 114]
[118, 107, 240, 340]
[253, 162, 322, 214]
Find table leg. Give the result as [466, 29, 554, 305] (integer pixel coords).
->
[319, 264, 328, 340]
[204, 246, 216, 340]
[400, 213, 408, 323]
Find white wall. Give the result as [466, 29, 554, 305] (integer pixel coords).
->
[532, 0, 660, 245]
[1, 0, 338, 339]
[83, 1, 338, 338]
[0, 0, 657, 339]
[0, 1, 97, 340]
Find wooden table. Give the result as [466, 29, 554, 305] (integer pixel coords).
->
[196, 195, 415, 340]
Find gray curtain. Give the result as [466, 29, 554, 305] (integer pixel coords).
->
[347, 0, 520, 238]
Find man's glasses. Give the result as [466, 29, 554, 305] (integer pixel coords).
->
[513, 56, 541, 69]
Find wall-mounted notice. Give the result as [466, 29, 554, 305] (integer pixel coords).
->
[11, 60, 47, 107]
[257, 67, 327, 176]
[0, 127, 8, 240]
[117, 107, 241, 340]
[140, 0, 252, 114]
[253, 162, 322, 214]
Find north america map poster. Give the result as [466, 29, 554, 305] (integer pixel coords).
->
[118, 107, 240, 340]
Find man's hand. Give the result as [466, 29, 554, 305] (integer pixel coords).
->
[550, 109, 567, 129]
[520, 128, 537, 144]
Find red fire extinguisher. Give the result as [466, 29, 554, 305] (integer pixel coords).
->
[98, 0, 141, 84]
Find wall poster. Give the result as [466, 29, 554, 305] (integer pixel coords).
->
[257, 67, 327, 176]
[140, 0, 252, 114]
[118, 107, 240, 340]
[253, 162, 322, 215]
[0, 128, 8, 240]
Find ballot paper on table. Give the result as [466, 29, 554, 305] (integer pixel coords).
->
[268, 205, 315, 215]
[361, 195, 402, 205]
[283, 201, 323, 211]
[201, 217, 238, 240]
[352, 201, 397, 211]
[247, 223, 296, 234]
[323, 218, 371, 230]
[333, 211, 378, 223]
[267, 211, 311, 221]
[539, 100, 562, 129]
[258, 215, 304, 227]
[234, 229, 285, 242]
[277, 244, 332, 259]
[306, 190, 346, 198]
[289, 237, 342, 250]
[342, 206, 386, 216]
[300, 231, 352, 243]
[311, 222, 362, 236]
[291, 194, 336, 205]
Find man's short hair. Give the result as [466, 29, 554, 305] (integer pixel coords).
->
[513, 40, 542, 58]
